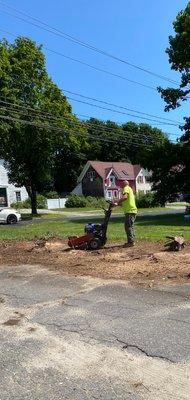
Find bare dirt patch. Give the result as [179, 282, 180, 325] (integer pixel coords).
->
[0, 238, 189, 284]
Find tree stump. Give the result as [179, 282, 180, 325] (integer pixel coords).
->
[165, 236, 185, 251]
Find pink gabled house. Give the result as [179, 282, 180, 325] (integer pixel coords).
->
[73, 161, 152, 200]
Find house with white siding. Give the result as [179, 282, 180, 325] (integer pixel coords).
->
[0, 159, 28, 207]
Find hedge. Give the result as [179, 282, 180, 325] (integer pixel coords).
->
[11, 194, 47, 209]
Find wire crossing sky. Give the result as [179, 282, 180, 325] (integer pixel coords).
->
[0, 0, 188, 140]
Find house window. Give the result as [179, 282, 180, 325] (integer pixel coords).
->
[87, 171, 95, 180]
[15, 191, 21, 202]
[0, 188, 8, 207]
[107, 190, 112, 198]
[114, 190, 118, 199]
[137, 176, 144, 184]
[144, 176, 150, 183]
[109, 175, 115, 187]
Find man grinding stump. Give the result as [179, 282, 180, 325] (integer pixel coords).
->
[114, 180, 137, 247]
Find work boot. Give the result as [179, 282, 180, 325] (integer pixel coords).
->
[123, 242, 135, 248]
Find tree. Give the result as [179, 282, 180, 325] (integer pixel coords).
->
[85, 118, 167, 164]
[121, 122, 167, 164]
[148, 3, 190, 202]
[0, 37, 87, 213]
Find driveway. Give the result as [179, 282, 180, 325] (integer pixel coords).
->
[0, 264, 189, 399]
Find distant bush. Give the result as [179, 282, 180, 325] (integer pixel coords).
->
[65, 194, 107, 208]
[46, 191, 59, 199]
[36, 195, 48, 209]
[11, 194, 47, 209]
[65, 194, 87, 208]
[185, 204, 190, 214]
[85, 196, 107, 208]
[136, 192, 160, 208]
[11, 198, 30, 209]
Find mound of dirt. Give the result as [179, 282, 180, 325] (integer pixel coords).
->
[0, 239, 189, 285]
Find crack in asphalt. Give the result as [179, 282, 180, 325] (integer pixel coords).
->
[167, 318, 190, 326]
[0, 287, 187, 365]
[28, 317, 176, 363]
[0, 286, 98, 308]
[151, 288, 190, 301]
[32, 319, 116, 347]
[115, 338, 175, 363]
[36, 320, 86, 337]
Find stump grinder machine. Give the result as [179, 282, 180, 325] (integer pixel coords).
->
[68, 201, 114, 250]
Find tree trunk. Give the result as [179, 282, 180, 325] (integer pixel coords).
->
[30, 185, 37, 215]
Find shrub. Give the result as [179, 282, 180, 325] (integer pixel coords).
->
[46, 191, 59, 199]
[65, 195, 108, 208]
[11, 198, 31, 209]
[11, 194, 47, 209]
[65, 194, 87, 208]
[185, 204, 190, 214]
[135, 192, 160, 208]
[36, 195, 47, 209]
[85, 196, 107, 208]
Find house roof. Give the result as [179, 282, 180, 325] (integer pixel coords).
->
[133, 164, 142, 177]
[78, 161, 142, 182]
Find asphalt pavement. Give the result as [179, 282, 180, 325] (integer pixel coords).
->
[0, 264, 189, 399]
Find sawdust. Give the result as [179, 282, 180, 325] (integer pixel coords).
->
[0, 238, 189, 284]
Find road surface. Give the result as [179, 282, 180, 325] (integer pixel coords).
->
[0, 264, 189, 399]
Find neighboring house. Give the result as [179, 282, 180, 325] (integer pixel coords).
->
[72, 161, 152, 200]
[0, 159, 28, 207]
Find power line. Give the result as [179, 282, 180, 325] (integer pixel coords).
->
[0, 74, 181, 127]
[67, 97, 180, 126]
[0, 28, 156, 92]
[0, 28, 183, 128]
[0, 113, 163, 149]
[0, 96, 178, 140]
[0, 104, 170, 146]
[62, 89, 182, 124]
[0, 97, 178, 143]
[0, 98, 175, 144]
[0, 2, 180, 85]
[75, 113, 180, 138]
[0, 29, 180, 125]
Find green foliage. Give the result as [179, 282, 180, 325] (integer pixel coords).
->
[46, 191, 59, 199]
[11, 194, 47, 209]
[85, 119, 167, 165]
[145, 4, 190, 203]
[65, 195, 87, 208]
[65, 194, 107, 208]
[135, 192, 160, 208]
[158, 3, 190, 111]
[85, 196, 107, 208]
[0, 36, 88, 213]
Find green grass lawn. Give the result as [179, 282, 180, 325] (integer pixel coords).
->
[0, 213, 189, 242]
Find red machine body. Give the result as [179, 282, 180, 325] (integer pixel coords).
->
[68, 233, 94, 249]
[67, 201, 114, 250]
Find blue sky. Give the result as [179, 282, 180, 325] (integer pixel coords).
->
[0, 0, 189, 141]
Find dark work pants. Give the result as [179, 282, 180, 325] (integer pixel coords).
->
[124, 213, 137, 243]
